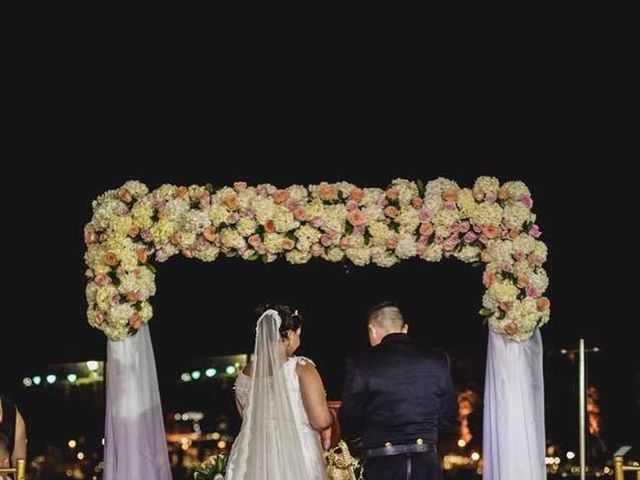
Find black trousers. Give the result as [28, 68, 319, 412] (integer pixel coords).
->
[363, 451, 442, 480]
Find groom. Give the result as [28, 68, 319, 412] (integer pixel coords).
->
[339, 301, 458, 480]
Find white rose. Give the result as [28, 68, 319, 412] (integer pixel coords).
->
[456, 189, 477, 217]
[345, 247, 371, 266]
[471, 203, 503, 226]
[286, 249, 312, 264]
[503, 181, 530, 200]
[326, 247, 345, 262]
[395, 235, 417, 259]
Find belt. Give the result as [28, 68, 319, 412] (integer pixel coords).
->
[362, 441, 437, 460]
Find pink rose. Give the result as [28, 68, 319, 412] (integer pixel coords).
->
[499, 301, 513, 312]
[459, 221, 470, 233]
[293, 206, 308, 221]
[481, 250, 493, 262]
[449, 223, 460, 234]
[348, 209, 367, 227]
[127, 291, 140, 303]
[354, 225, 366, 235]
[517, 273, 530, 288]
[418, 235, 430, 245]
[521, 195, 533, 208]
[442, 189, 458, 202]
[473, 224, 482, 234]
[129, 313, 142, 330]
[411, 197, 423, 209]
[416, 243, 427, 254]
[376, 196, 389, 208]
[311, 243, 324, 256]
[419, 210, 432, 223]
[272, 189, 289, 204]
[529, 224, 542, 238]
[264, 220, 276, 233]
[94, 313, 105, 326]
[85, 268, 94, 278]
[136, 248, 148, 263]
[350, 188, 364, 202]
[128, 226, 140, 238]
[463, 231, 478, 244]
[204, 227, 218, 242]
[504, 322, 518, 336]
[227, 212, 240, 224]
[384, 206, 399, 218]
[526, 285, 540, 298]
[434, 235, 445, 245]
[282, 238, 295, 251]
[319, 184, 338, 201]
[483, 272, 497, 288]
[419, 223, 433, 236]
[248, 234, 262, 248]
[234, 181, 248, 192]
[482, 225, 500, 239]
[340, 237, 351, 248]
[95, 274, 110, 286]
[498, 187, 509, 201]
[256, 185, 269, 196]
[346, 200, 359, 211]
[321, 234, 334, 247]
[311, 217, 324, 228]
[118, 187, 133, 203]
[386, 238, 398, 250]
[445, 201, 456, 210]
[485, 192, 497, 204]
[105, 252, 119, 266]
[536, 297, 551, 312]
[84, 228, 97, 244]
[196, 236, 208, 248]
[386, 188, 399, 200]
[183, 249, 194, 258]
[514, 251, 526, 261]
[176, 186, 189, 200]
[223, 194, 239, 210]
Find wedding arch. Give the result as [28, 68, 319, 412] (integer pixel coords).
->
[85, 177, 550, 480]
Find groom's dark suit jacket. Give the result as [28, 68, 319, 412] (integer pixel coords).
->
[339, 333, 458, 449]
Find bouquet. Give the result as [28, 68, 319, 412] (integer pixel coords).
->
[193, 454, 228, 480]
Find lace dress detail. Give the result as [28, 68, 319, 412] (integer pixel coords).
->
[228, 356, 325, 479]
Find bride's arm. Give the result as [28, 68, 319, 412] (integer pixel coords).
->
[297, 363, 334, 431]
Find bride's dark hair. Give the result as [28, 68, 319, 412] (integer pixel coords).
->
[254, 303, 303, 340]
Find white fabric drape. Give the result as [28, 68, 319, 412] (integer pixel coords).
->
[483, 328, 546, 480]
[104, 324, 172, 480]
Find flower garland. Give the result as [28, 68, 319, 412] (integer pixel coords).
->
[84, 177, 550, 342]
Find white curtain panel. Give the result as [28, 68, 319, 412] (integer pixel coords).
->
[483, 328, 546, 480]
[104, 324, 172, 480]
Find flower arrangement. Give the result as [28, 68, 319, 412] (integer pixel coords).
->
[193, 454, 228, 480]
[85, 177, 550, 342]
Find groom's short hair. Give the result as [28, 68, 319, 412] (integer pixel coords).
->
[368, 301, 405, 330]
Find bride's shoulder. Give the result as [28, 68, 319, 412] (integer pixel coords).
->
[291, 355, 316, 367]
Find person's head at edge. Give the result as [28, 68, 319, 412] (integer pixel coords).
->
[367, 301, 408, 347]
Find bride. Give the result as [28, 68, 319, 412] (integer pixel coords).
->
[226, 304, 334, 479]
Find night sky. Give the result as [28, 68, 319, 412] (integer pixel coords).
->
[4, 154, 638, 449]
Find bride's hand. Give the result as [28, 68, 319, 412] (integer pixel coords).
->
[321, 427, 332, 450]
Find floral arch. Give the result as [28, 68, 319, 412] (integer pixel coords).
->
[85, 177, 550, 342]
[84, 177, 550, 480]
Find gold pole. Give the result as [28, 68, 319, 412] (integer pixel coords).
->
[613, 455, 624, 480]
[17, 458, 26, 480]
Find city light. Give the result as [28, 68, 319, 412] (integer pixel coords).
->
[32, 376, 41, 385]
[217, 440, 227, 449]
[566, 451, 575, 460]
[180, 373, 191, 382]
[191, 370, 201, 380]
[205, 368, 217, 377]
[46, 375, 57, 384]
[471, 452, 480, 461]
[67, 374, 78, 383]
[77, 452, 85, 460]
[22, 377, 33, 387]
[174, 413, 181, 421]
[457, 439, 466, 448]
[68, 440, 77, 449]
[87, 361, 99, 371]
[212, 432, 221, 440]
[225, 365, 236, 375]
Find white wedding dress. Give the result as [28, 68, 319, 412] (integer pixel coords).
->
[226, 310, 326, 480]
